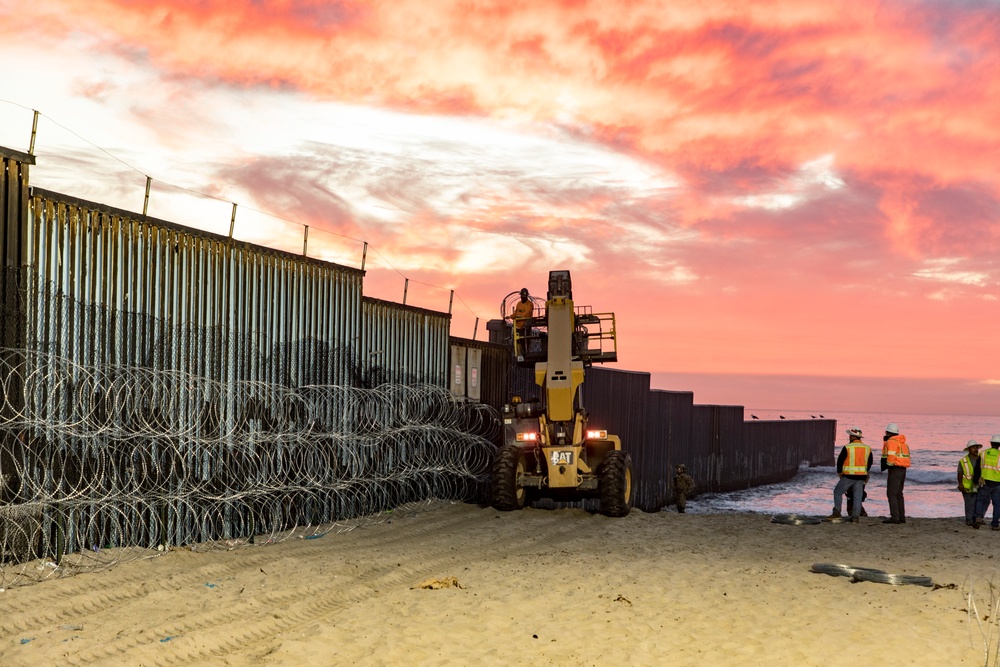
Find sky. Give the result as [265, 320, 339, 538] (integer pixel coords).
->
[0, 0, 998, 416]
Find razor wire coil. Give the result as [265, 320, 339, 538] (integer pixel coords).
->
[0, 347, 501, 589]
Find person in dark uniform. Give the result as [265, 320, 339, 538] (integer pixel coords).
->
[673, 464, 695, 513]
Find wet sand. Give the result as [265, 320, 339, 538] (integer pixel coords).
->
[0, 501, 993, 666]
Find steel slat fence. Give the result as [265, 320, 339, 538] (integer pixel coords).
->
[0, 149, 498, 585]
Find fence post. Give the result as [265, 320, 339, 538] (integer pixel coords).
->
[403, 278, 409, 305]
[29, 110, 39, 155]
[229, 203, 237, 239]
[142, 176, 151, 216]
[303, 225, 309, 257]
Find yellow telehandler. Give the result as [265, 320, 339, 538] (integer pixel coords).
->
[492, 270, 632, 516]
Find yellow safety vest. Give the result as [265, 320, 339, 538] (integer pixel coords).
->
[982, 448, 1000, 483]
[842, 442, 870, 475]
[882, 435, 911, 468]
[960, 455, 977, 492]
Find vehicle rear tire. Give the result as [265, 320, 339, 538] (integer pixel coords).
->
[492, 444, 527, 511]
[599, 450, 633, 517]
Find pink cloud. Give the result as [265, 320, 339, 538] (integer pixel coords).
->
[3, 0, 1000, 393]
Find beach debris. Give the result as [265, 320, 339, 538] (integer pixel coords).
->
[412, 576, 463, 590]
[20, 638, 34, 644]
[204, 583, 217, 588]
[59, 625, 84, 631]
[770, 514, 823, 525]
[810, 563, 933, 587]
[614, 595, 632, 606]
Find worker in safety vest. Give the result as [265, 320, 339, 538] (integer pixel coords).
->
[880, 422, 910, 524]
[827, 428, 873, 523]
[972, 435, 1000, 530]
[958, 440, 983, 527]
[510, 287, 534, 347]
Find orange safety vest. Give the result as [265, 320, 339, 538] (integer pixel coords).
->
[512, 300, 533, 322]
[960, 455, 978, 491]
[882, 434, 911, 468]
[982, 447, 1000, 483]
[842, 442, 871, 475]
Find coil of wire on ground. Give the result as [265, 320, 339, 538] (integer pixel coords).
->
[770, 514, 823, 525]
[810, 563, 934, 587]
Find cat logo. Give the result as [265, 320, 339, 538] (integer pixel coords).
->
[550, 450, 574, 466]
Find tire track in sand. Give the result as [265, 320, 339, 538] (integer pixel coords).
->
[54, 506, 590, 666]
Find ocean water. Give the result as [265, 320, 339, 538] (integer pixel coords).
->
[687, 410, 1000, 519]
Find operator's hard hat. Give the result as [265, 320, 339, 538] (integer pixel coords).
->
[846, 428, 863, 438]
[519, 287, 529, 297]
[676, 464, 686, 472]
[885, 423, 899, 435]
[965, 439, 982, 451]
[992, 434, 1000, 445]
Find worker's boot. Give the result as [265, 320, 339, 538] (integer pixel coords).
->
[825, 508, 841, 520]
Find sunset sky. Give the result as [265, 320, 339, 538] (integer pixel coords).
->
[0, 0, 998, 415]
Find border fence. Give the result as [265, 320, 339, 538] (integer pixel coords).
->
[0, 147, 497, 587]
[1, 144, 834, 587]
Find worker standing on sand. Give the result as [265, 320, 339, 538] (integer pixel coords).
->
[880, 423, 910, 524]
[958, 440, 983, 527]
[972, 435, 1000, 530]
[827, 428, 872, 524]
[673, 464, 695, 513]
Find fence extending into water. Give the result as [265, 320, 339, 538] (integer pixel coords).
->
[482, 325, 835, 512]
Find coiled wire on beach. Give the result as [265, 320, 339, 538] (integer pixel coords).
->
[810, 563, 934, 587]
[0, 348, 501, 588]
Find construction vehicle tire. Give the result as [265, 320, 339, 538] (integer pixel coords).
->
[492, 444, 527, 511]
[599, 450, 632, 517]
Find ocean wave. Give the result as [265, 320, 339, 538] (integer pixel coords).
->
[799, 462, 954, 486]
[906, 469, 956, 485]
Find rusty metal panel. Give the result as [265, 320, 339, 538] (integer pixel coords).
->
[647, 389, 694, 510]
[582, 367, 652, 509]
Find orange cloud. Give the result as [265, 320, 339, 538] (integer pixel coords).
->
[4, 0, 1000, 388]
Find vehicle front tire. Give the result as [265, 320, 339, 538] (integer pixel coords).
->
[599, 450, 633, 517]
[492, 444, 527, 511]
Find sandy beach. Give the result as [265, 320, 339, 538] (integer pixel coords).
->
[0, 501, 995, 666]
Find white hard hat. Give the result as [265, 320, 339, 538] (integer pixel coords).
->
[846, 428, 863, 438]
[992, 434, 1000, 445]
[966, 439, 982, 451]
[885, 423, 899, 434]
